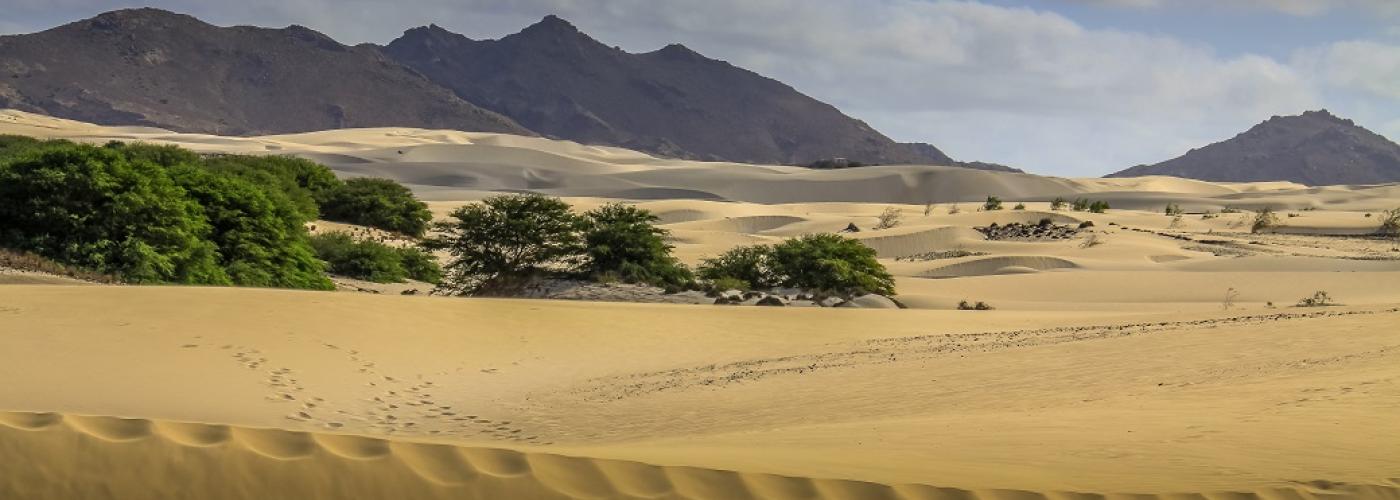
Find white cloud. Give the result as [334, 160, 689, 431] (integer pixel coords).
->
[1062, 0, 1400, 17]
[1294, 40, 1400, 100]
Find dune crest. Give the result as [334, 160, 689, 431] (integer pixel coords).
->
[3, 410, 1395, 500]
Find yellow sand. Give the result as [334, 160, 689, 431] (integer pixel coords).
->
[3, 110, 1400, 499]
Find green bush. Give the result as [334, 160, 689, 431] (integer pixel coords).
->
[697, 245, 774, 290]
[708, 276, 751, 292]
[1013, 203, 1026, 210]
[396, 247, 443, 284]
[170, 165, 332, 290]
[427, 194, 585, 294]
[767, 233, 895, 295]
[1050, 197, 1067, 211]
[1088, 200, 1110, 213]
[983, 196, 1003, 211]
[581, 203, 692, 287]
[1165, 203, 1183, 216]
[322, 178, 433, 237]
[203, 154, 342, 221]
[310, 232, 406, 283]
[0, 143, 227, 284]
[310, 232, 440, 284]
[0, 138, 354, 289]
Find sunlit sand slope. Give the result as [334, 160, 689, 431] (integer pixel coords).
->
[2, 286, 1399, 498]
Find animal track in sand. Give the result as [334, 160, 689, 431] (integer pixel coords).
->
[564, 308, 1400, 402]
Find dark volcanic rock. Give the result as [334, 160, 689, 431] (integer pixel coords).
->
[1107, 110, 1400, 186]
[0, 8, 530, 136]
[380, 17, 953, 165]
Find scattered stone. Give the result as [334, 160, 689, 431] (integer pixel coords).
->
[755, 296, 786, 307]
[977, 221, 1080, 241]
[841, 294, 901, 309]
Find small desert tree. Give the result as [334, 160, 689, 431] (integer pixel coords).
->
[1378, 208, 1400, 239]
[1050, 197, 1067, 211]
[696, 245, 774, 291]
[1165, 203, 1183, 216]
[1088, 200, 1110, 213]
[767, 233, 895, 295]
[983, 196, 1003, 211]
[580, 202, 692, 287]
[427, 194, 585, 295]
[875, 206, 903, 230]
[1250, 207, 1280, 233]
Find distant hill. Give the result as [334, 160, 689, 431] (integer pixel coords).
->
[380, 17, 952, 166]
[0, 8, 529, 136]
[1107, 110, 1400, 185]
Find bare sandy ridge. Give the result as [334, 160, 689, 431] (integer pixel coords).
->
[3, 410, 1396, 500]
[3, 286, 1400, 498]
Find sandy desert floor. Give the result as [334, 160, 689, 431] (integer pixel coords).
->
[2, 110, 1400, 499]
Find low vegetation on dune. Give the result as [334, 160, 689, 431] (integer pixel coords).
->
[697, 234, 895, 296]
[1379, 208, 1400, 239]
[427, 194, 895, 297]
[309, 232, 441, 284]
[427, 195, 694, 295]
[0, 135, 432, 289]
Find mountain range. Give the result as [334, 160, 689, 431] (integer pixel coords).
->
[1107, 110, 1400, 186]
[0, 8, 950, 166]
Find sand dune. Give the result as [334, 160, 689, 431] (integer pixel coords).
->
[2, 286, 1400, 498]
[9, 109, 1397, 206]
[4, 111, 1400, 498]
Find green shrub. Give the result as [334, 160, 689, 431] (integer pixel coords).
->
[1013, 203, 1026, 210]
[170, 165, 332, 290]
[203, 154, 342, 221]
[310, 232, 409, 283]
[322, 178, 432, 237]
[0, 138, 351, 290]
[395, 247, 442, 284]
[1072, 198, 1091, 211]
[581, 203, 692, 287]
[708, 276, 751, 292]
[983, 196, 1003, 211]
[1050, 197, 1067, 211]
[426, 194, 585, 295]
[1165, 203, 1183, 216]
[0, 143, 227, 284]
[767, 233, 894, 295]
[1088, 200, 1110, 213]
[697, 245, 774, 290]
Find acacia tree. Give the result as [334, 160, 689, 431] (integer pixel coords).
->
[581, 203, 692, 287]
[427, 194, 585, 295]
[766, 233, 895, 295]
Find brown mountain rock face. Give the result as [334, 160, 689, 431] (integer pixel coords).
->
[1108, 110, 1400, 186]
[0, 8, 530, 136]
[380, 17, 953, 165]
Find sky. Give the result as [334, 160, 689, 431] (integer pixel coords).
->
[1, 0, 1397, 176]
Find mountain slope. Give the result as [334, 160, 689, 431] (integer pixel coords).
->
[0, 8, 529, 136]
[1108, 110, 1400, 185]
[380, 17, 951, 165]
